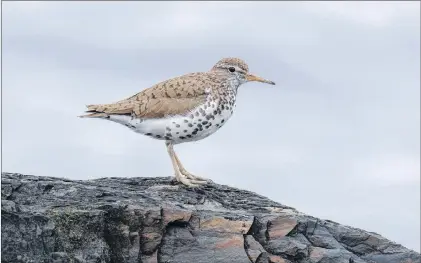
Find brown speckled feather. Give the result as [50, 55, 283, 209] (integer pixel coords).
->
[82, 73, 211, 119]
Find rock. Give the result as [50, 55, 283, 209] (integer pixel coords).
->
[1, 172, 419, 263]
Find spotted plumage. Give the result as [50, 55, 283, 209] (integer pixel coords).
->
[79, 57, 275, 187]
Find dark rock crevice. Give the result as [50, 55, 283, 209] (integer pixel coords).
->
[1, 172, 419, 263]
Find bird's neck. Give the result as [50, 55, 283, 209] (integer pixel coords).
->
[228, 78, 241, 93]
[221, 74, 241, 95]
[209, 71, 241, 96]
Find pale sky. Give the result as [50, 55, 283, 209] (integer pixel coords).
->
[2, 1, 420, 252]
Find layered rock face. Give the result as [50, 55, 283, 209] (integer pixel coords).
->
[1, 172, 420, 263]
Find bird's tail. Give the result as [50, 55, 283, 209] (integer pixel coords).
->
[78, 112, 109, 118]
[78, 104, 110, 118]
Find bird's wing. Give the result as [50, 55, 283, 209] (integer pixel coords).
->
[81, 73, 210, 119]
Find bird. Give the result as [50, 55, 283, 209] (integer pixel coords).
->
[79, 57, 275, 187]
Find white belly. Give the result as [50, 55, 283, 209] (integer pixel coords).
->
[108, 99, 235, 144]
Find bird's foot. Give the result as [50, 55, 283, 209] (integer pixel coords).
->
[174, 171, 210, 187]
[175, 174, 207, 187]
[179, 169, 213, 183]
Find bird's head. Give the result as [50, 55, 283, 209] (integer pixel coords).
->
[211, 57, 275, 86]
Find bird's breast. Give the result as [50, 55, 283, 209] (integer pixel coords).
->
[131, 95, 236, 144]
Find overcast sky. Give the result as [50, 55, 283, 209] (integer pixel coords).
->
[2, 1, 420, 252]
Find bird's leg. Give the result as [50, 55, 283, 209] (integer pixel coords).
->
[165, 142, 207, 187]
[173, 152, 211, 183]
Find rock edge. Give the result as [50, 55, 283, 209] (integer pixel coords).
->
[1, 172, 420, 263]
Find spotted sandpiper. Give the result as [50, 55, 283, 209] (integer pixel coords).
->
[79, 58, 275, 187]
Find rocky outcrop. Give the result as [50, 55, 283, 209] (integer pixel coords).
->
[1, 172, 420, 263]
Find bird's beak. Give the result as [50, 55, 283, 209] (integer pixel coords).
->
[246, 73, 275, 85]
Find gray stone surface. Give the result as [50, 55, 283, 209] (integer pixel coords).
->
[1, 172, 419, 263]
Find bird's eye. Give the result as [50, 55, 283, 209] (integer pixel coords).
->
[228, 67, 236, 73]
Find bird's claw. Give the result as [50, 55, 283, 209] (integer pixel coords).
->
[175, 170, 210, 187]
